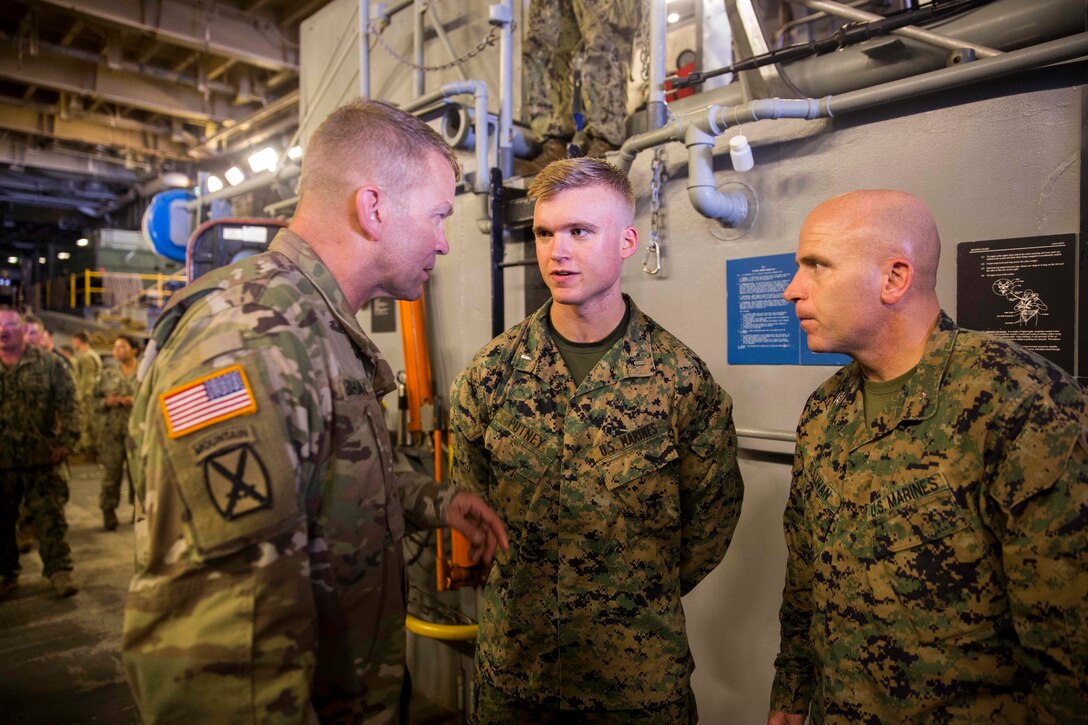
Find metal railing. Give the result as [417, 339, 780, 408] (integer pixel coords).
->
[25, 269, 187, 311]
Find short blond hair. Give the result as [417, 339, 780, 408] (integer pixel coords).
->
[528, 157, 634, 212]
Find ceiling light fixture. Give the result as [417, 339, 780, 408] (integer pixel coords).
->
[206, 175, 224, 193]
[247, 146, 279, 174]
[76, 237, 89, 247]
[39, 257, 47, 264]
[287, 145, 302, 161]
[668, 12, 680, 23]
[6, 256, 16, 264]
[225, 166, 246, 186]
[57, 252, 71, 260]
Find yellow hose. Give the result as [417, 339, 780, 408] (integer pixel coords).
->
[405, 614, 478, 641]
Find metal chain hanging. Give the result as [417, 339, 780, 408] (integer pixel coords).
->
[368, 14, 512, 73]
[644, 145, 667, 275]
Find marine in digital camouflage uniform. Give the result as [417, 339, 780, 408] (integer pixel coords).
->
[0, 306, 80, 598]
[122, 100, 507, 725]
[94, 335, 139, 530]
[525, 0, 639, 149]
[451, 158, 743, 722]
[770, 190, 1088, 723]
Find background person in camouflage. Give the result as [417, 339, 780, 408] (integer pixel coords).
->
[451, 157, 744, 722]
[0, 306, 80, 599]
[71, 330, 102, 457]
[524, 0, 638, 170]
[94, 334, 139, 531]
[770, 190, 1088, 723]
[122, 99, 508, 724]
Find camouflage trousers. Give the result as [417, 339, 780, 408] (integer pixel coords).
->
[76, 399, 98, 457]
[98, 434, 130, 513]
[524, 0, 639, 146]
[472, 681, 697, 724]
[0, 465, 74, 578]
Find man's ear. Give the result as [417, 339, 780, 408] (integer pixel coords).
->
[881, 258, 914, 305]
[355, 186, 383, 239]
[619, 226, 639, 260]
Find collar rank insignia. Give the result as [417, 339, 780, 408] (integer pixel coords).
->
[160, 364, 257, 439]
[204, 444, 272, 520]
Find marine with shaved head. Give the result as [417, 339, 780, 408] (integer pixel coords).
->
[769, 190, 1088, 723]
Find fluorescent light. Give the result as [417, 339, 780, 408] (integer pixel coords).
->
[287, 145, 302, 160]
[76, 237, 89, 247]
[225, 166, 246, 186]
[206, 175, 224, 193]
[668, 12, 680, 22]
[57, 251, 71, 260]
[38, 257, 46, 264]
[6, 256, 16, 264]
[247, 146, 279, 174]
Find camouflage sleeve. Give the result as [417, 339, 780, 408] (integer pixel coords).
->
[398, 470, 460, 531]
[51, 354, 80, 450]
[769, 447, 816, 714]
[93, 368, 110, 412]
[677, 371, 744, 595]
[987, 384, 1088, 715]
[449, 365, 494, 499]
[123, 302, 321, 724]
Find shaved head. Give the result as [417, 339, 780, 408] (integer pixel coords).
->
[804, 190, 941, 291]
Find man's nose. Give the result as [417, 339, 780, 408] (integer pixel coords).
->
[783, 273, 802, 302]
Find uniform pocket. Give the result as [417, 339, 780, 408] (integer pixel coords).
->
[484, 408, 554, 533]
[600, 428, 680, 538]
[871, 475, 1006, 642]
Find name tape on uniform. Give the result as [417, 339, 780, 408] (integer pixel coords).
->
[160, 364, 257, 439]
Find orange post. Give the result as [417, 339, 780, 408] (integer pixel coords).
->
[396, 295, 433, 435]
[70, 273, 75, 308]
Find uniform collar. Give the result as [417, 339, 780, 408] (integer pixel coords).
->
[827, 310, 957, 451]
[270, 229, 396, 397]
[513, 294, 656, 395]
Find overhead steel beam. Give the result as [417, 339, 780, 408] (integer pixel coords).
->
[0, 136, 140, 183]
[0, 105, 191, 161]
[0, 43, 262, 124]
[36, 0, 299, 72]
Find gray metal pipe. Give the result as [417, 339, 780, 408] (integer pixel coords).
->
[797, 0, 1002, 58]
[648, 0, 669, 129]
[829, 31, 1088, 115]
[402, 81, 490, 194]
[496, 0, 515, 178]
[619, 29, 1088, 225]
[414, 0, 425, 97]
[784, 0, 1081, 96]
[360, 0, 371, 97]
[685, 125, 749, 226]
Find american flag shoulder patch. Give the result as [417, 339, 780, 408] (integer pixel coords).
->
[159, 364, 258, 439]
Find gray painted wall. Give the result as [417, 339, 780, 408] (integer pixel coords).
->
[303, 2, 1084, 721]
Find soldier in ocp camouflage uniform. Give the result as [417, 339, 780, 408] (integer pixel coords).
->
[451, 158, 744, 722]
[71, 330, 102, 456]
[770, 190, 1088, 723]
[122, 100, 508, 724]
[524, 0, 639, 169]
[0, 306, 80, 599]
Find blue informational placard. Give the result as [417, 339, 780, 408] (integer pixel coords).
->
[727, 253, 852, 366]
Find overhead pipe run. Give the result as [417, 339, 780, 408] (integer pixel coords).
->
[796, 0, 1002, 59]
[403, 81, 493, 232]
[617, 31, 1088, 225]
